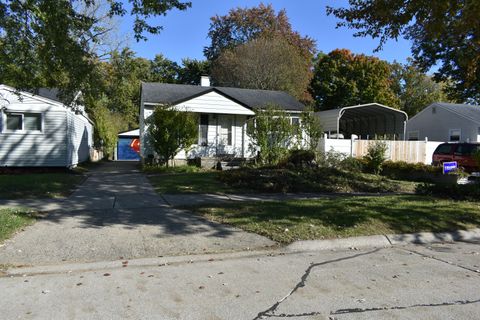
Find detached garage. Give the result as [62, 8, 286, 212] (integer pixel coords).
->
[316, 103, 408, 139]
[117, 129, 140, 161]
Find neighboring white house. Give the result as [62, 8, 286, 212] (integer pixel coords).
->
[406, 102, 480, 142]
[0, 84, 94, 167]
[139, 78, 305, 161]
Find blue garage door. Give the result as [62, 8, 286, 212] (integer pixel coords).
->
[117, 137, 141, 160]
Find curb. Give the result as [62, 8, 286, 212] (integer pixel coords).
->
[285, 228, 480, 252]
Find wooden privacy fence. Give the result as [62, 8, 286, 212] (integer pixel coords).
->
[319, 138, 443, 164]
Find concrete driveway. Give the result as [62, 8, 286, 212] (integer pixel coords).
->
[0, 162, 274, 266]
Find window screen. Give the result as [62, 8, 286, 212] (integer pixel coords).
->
[6, 114, 22, 130]
[24, 113, 41, 131]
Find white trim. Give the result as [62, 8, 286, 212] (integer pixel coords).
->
[142, 101, 301, 115]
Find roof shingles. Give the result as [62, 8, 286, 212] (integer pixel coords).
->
[141, 82, 304, 111]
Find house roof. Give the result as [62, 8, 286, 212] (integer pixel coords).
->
[35, 88, 62, 103]
[118, 129, 140, 137]
[432, 102, 480, 124]
[141, 82, 305, 111]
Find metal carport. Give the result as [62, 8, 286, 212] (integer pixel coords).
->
[315, 103, 408, 139]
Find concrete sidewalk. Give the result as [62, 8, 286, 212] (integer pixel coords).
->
[2, 241, 480, 319]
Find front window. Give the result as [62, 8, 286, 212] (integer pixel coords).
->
[6, 114, 22, 130]
[199, 114, 208, 146]
[219, 116, 233, 146]
[4, 112, 42, 132]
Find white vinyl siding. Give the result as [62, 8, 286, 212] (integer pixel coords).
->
[67, 110, 93, 166]
[0, 85, 93, 167]
[407, 103, 480, 142]
[170, 91, 255, 115]
[0, 109, 68, 166]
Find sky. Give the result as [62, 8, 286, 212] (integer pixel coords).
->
[118, 0, 413, 65]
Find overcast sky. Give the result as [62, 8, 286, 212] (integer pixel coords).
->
[119, 0, 412, 64]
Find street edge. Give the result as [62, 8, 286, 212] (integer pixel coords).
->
[285, 228, 480, 252]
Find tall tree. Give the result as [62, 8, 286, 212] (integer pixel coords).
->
[310, 49, 399, 110]
[204, 3, 316, 62]
[177, 58, 211, 85]
[327, 1, 480, 103]
[101, 48, 151, 127]
[391, 60, 449, 117]
[149, 54, 180, 83]
[211, 36, 312, 101]
[0, 0, 191, 101]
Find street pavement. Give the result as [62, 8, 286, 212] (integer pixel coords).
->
[1, 241, 479, 319]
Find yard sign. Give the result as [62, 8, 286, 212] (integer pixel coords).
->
[443, 161, 458, 174]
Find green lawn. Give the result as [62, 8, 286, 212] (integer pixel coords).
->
[0, 173, 85, 199]
[0, 208, 36, 242]
[147, 171, 243, 194]
[186, 195, 480, 243]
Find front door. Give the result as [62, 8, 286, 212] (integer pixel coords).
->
[217, 115, 234, 155]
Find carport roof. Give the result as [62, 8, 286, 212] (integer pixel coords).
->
[316, 103, 408, 132]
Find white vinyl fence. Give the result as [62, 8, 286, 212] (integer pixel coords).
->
[318, 137, 443, 165]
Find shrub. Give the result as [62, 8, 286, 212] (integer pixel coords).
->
[381, 161, 442, 182]
[246, 104, 295, 166]
[416, 183, 480, 201]
[364, 141, 388, 174]
[339, 157, 366, 173]
[146, 105, 198, 166]
[282, 149, 316, 169]
[316, 150, 346, 168]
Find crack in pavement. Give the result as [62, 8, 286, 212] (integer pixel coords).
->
[252, 248, 383, 320]
[399, 247, 480, 274]
[262, 298, 480, 318]
[330, 298, 480, 316]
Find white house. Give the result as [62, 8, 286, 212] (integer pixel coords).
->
[140, 77, 305, 162]
[0, 84, 94, 167]
[406, 102, 480, 142]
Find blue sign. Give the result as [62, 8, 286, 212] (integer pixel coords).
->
[443, 161, 458, 174]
